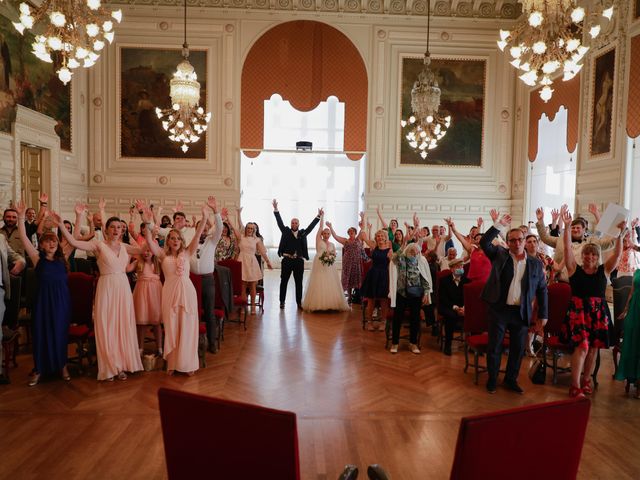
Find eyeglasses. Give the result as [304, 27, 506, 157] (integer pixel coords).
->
[508, 237, 524, 243]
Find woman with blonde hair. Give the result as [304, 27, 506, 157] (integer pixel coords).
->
[143, 203, 209, 376]
[361, 229, 392, 330]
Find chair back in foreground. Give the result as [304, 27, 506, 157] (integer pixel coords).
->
[158, 388, 301, 480]
[545, 282, 572, 335]
[450, 397, 591, 480]
[462, 281, 488, 334]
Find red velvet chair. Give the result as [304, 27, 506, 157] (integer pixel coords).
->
[189, 272, 224, 353]
[217, 259, 248, 330]
[67, 272, 95, 373]
[450, 397, 591, 480]
[543, 282, 573, 384]
[158, 388, 301, 480]
[462, 282, 508, 384]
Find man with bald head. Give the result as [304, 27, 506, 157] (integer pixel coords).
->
[273, 199, 322, 310]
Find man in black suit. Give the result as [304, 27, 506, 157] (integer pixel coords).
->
[480, 213, 548, 395]
[438, 258, 469, 356]
[272, 199, 322, 309]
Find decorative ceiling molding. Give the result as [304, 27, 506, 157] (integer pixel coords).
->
[110, 0, 521, 19]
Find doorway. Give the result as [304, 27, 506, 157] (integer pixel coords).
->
[20, 144, 48, 207]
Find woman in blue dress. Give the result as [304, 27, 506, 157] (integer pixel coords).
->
[361, 229, 392, 330]
[16, 201, 71, 386]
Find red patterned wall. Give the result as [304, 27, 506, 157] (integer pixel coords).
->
[626, 35, 640, 139]
[241, 21, 368, 160]
[528, 74, 581, 161]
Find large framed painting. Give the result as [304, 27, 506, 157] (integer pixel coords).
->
[590, 47, 615, 157]
[120, 47, 207, 158]
[399, 57, 485, 166]
[636, 0, 640, 19]
[0, 5, 71, 151]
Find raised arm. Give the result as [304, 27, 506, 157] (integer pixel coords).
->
[536, 206, 559, 248]
[561, 206, 577, 277]
[604, 221, 626, 276]
[326, 221, 347, 245]
[300, 208, 322, 238]
[588, 203, 602, 226]
[316, 213, 324, 243]
[186, 206, 209, 256]
[36, 192, 48, 225]
[141, 208, 165, 258]
[206, 196, 223, 244]
[51, 211, 98, 252]
[237, 206, 245, 234]
[445, 217, 472, 253]
[480, 213, 511, 260]
[272, 198, 287, 233]
[376, 207, 388, 229]
[98, 197, 107, 226]
[14, 201, 40, 266]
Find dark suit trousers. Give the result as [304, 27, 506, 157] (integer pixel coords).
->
[392, 294, 421, 344]
[280, 257, 304, 305]
[442, 313, 462, 347]
[200, 273, 217, 349]
[487, 305, 528, 383]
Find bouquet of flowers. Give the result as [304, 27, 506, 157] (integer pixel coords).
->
[318, 250, 336, 266]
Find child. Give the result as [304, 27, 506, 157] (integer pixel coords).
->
[133, 248, 163, 355]
[15, 200, 71, 386]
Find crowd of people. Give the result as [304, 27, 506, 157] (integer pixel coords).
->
[0, 196, 639, 401]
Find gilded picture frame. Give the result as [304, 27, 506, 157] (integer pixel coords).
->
[399, 56, 486, 167]
[589, 47, 616, 158]
[119, 46, 207, 159]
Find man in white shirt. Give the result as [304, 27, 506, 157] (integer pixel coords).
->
[158, 211, 195, 246]
[480, 214, 548, 395]
[189, 197, 223, 353]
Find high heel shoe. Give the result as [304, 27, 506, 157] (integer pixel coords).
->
[28, 373, 41, 387]
[569, 385, 584, 398]
[117, 371, 127, 381]
[62, 367, 71, 382]
[581, 377, 593, 395]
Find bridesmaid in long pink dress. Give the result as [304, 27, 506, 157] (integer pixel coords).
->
[143, 201, 210, 375]
[55, 203, 146, 381]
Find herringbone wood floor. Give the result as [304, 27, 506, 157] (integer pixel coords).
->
[1, 271, 639, 479]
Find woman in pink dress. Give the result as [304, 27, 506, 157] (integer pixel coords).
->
[55, 203, 145, 381]
[134, 248, 163, 355]
[143, 204, 209, 375]
[229, 207, 272, 314]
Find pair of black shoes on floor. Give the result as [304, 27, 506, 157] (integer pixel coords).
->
[339, 464, 390, 480]
[487, 379, 524, 395]
[279, 303, 303, 310]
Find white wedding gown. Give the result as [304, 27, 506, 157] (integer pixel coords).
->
[302, 239, 350, 312]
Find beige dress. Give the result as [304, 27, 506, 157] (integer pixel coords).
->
[133, 261, 162, 325]
[161, 253, 199, 373]
[237, 236, 263, 282]
[93, 242, 143, 380]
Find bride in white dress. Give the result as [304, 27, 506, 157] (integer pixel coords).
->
[302, 214, 350, 312]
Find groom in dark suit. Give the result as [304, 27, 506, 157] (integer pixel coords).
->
[480, 213, 548, 395]
[272, 199, 322, 309]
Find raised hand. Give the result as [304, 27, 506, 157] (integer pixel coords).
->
[477, 216, 484, 226]
[550, 208, 560, 223]
[39, 192, 48, 204]
[326, 221, 332, 228]
[201, 204, 209, 220]
[272, 199, 278, 210]
[14, 199, 26, 218]
[221, 207, 229, 220]
[318, 207, 324, 217]
[561, 206, 572, 227]
[98, 197, 106, 211]
[498, 214, 511, 227]
[206, 195, 218, 212]
[632, 217, 639, 229]
[490, 209, 499, 222]
[141, 207, 154, 224]
[49, 210, 63, 225]
[535, 207, 544, 222]
[135, 199, 146, 211]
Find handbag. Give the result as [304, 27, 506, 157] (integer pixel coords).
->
[405, 285, 425, 298]
[528, 359, 546, 385]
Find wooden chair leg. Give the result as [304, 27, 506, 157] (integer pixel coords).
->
[474, 352, 479, 385]
[463, 344, 469, 373]
[552, 351, 558, 384]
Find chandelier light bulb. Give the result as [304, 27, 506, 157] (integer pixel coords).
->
[509, 46, 522, 59]
[497, 40, 508, 51]
[86, 23, 100, 37]
[21, 15, 34, 29]
[58, 67, 72, 84]
[539, 86, 554, 102]
[566, 38, 580, 52]
[181, 145, 189, 153]
[68, 58, 80, 69]
[104, 31, 114, 43]
[93, 40, 105, 51]
[602, 7, 613, 19]
[87, 0, 101, 10]
[49, 11, 66, 27]
[112, 10, 123, 23]
[571, 7, 585, 23]
[19, 3, 31, 15]
[541, 60, 560, 74]
[47, 36, 63, 50]
[589, 25, 601, 38]
[532, 41, 547, 54]
[75, 47, 89, 59]
[499, 29, 510, 41]
[102, 20, 113, 32]
[528, 11, 543, 27]
[13, 22, 25, 34]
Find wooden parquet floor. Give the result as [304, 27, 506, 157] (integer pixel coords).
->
[1, 271, 639, 479]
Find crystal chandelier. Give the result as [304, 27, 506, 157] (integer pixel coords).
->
[155, 0, 211, 153]
[497, 0, 614, 102]
[12, 0, 122, 85]
[400, 0, 451, 159]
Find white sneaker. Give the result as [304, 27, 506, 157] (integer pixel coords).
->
[390, 344, 399, 354]
[409, 344, 421, 354]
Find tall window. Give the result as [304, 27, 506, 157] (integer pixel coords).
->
[528, 106, 576, 225]
[241, 94, 364, 259]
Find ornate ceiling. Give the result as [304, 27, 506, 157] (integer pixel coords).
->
[111, 0, 522, 19]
